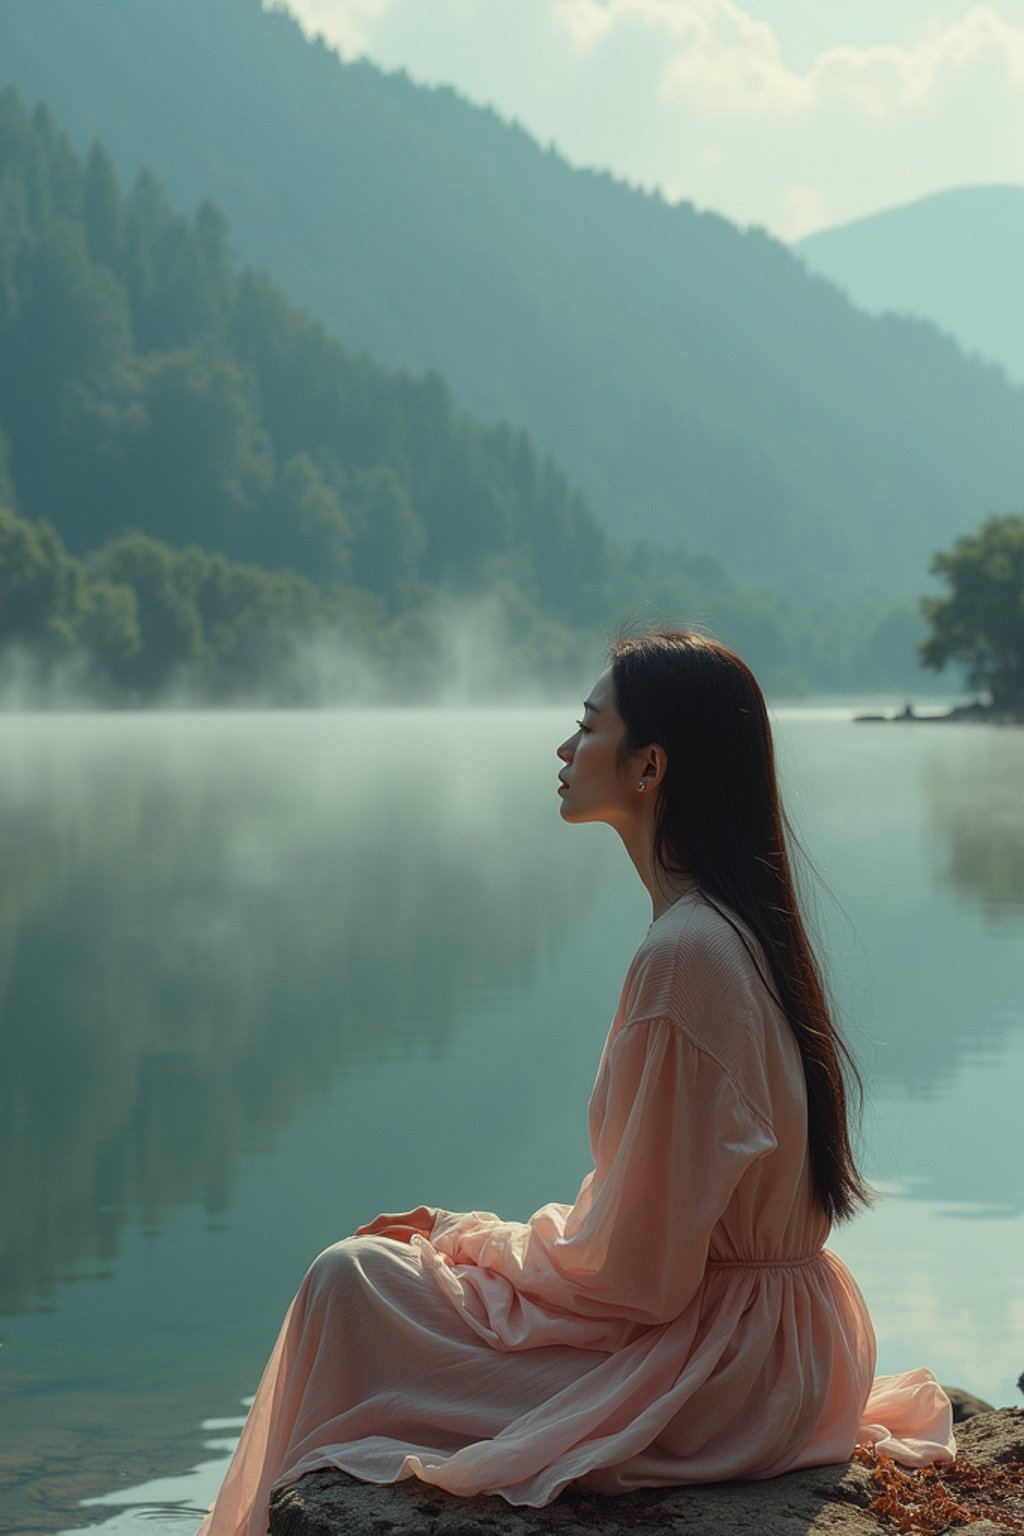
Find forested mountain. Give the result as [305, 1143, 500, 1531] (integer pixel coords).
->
[3, 91, 784, 702]
[0, 92, 604, 610]
[1, 0, 1022, 608]
[795, 186, 1024, 386]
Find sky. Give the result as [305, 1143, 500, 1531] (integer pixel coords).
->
[276, 0, 1024, 239]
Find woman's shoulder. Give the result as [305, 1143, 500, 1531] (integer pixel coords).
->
[631, 890, 770, 1003]
[619, 892, 782, 1087]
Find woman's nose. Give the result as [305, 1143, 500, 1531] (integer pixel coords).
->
[556, 738, 573, 763]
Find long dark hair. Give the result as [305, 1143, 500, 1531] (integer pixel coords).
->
[610, 628, 869, 1223]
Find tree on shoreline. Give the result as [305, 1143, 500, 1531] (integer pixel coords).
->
[919, 514, 1024, 711]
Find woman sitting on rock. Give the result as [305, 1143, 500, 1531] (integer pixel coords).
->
[198, 628, 954, 1536]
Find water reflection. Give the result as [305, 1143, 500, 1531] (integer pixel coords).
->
[774, 719, 1024, 1097]
[4, 714, 1024, 1316]
[924, 729, 1024, 917]
[0, 712, 611, 1316]
[2, 711, 1023, 1534]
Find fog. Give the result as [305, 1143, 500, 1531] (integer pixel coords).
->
[0, 596, 598, 713]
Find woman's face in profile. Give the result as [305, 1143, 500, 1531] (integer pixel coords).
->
[556, 669, 640, 829]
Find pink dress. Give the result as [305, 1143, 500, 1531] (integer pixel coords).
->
[198, 892, 953, 1535]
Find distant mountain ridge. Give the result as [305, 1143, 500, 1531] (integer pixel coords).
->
[2, 0, 1023, 609]
[796, 185, 1024, 386]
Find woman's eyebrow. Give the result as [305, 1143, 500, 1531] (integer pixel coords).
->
[582, 699, 601, 713]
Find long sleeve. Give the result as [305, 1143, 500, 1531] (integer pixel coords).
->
[424, 1015, 777, 1349]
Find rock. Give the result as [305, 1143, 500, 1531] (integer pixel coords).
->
[954, 1524, 1017, 1536]
[852, 703, 1024, 726]
[268, 1411, 1024, 1536]
[943, 1385, 997, 1423]
[270, 1462, 877, 1533]
[954, 1406, 1024, 1463]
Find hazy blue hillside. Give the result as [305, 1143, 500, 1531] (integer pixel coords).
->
[2, 0, 1023, 610]
[796, 186, 1024, 385]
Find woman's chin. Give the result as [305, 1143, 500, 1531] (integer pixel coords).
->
[559, 798, 589, 825]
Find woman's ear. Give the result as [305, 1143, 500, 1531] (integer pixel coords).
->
[637, 743, 668, 794]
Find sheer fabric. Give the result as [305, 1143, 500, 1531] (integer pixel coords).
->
[198, 892, 953, 1535]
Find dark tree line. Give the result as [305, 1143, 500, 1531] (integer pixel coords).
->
[0, 505, 380, 699]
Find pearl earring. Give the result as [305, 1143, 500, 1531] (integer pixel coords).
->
[637, 781, 646, 791]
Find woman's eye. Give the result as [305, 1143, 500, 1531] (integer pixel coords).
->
[575, 720, 590, 733]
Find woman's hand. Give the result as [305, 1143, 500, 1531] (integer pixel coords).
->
[354, 1205, 437, 1244]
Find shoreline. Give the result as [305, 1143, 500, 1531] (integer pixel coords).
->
[854, 701, 1024, 726]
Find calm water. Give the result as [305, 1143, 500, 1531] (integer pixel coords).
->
[0, 708, 1022, 1535]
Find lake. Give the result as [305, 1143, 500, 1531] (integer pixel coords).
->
[0, 706, 1021, 1535]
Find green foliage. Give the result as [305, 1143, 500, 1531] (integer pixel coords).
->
[77, 578, 142, 677]
[0, 507, 81, 654]
[0, 500, 606, 704]
[919, 515, 1024, 710]
[0, 87, 623, 633]
[348, 464, 424, 602]
[87, 536, 206, 690]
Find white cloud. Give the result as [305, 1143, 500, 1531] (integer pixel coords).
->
[556, 0, 807, 114]
[273, 1, 1024, 237]
[782, 184, 827, 242]
[552, 0, 1024, 119]
[808, 8, 1024, 115]
[270, 0, 394, 56]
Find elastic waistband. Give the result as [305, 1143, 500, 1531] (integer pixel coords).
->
[706, 1250, 825, 1271]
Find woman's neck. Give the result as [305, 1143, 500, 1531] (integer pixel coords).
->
[617, 826, 696, 922]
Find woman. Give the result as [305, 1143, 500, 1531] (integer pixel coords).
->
[198, 629, 953, 1536]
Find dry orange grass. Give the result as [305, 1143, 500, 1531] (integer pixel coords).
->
[855, 1447, 1024, 1533]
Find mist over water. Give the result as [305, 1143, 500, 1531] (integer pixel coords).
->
[0, 707, 1021, 1533]
[0, 595, 606, 716]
